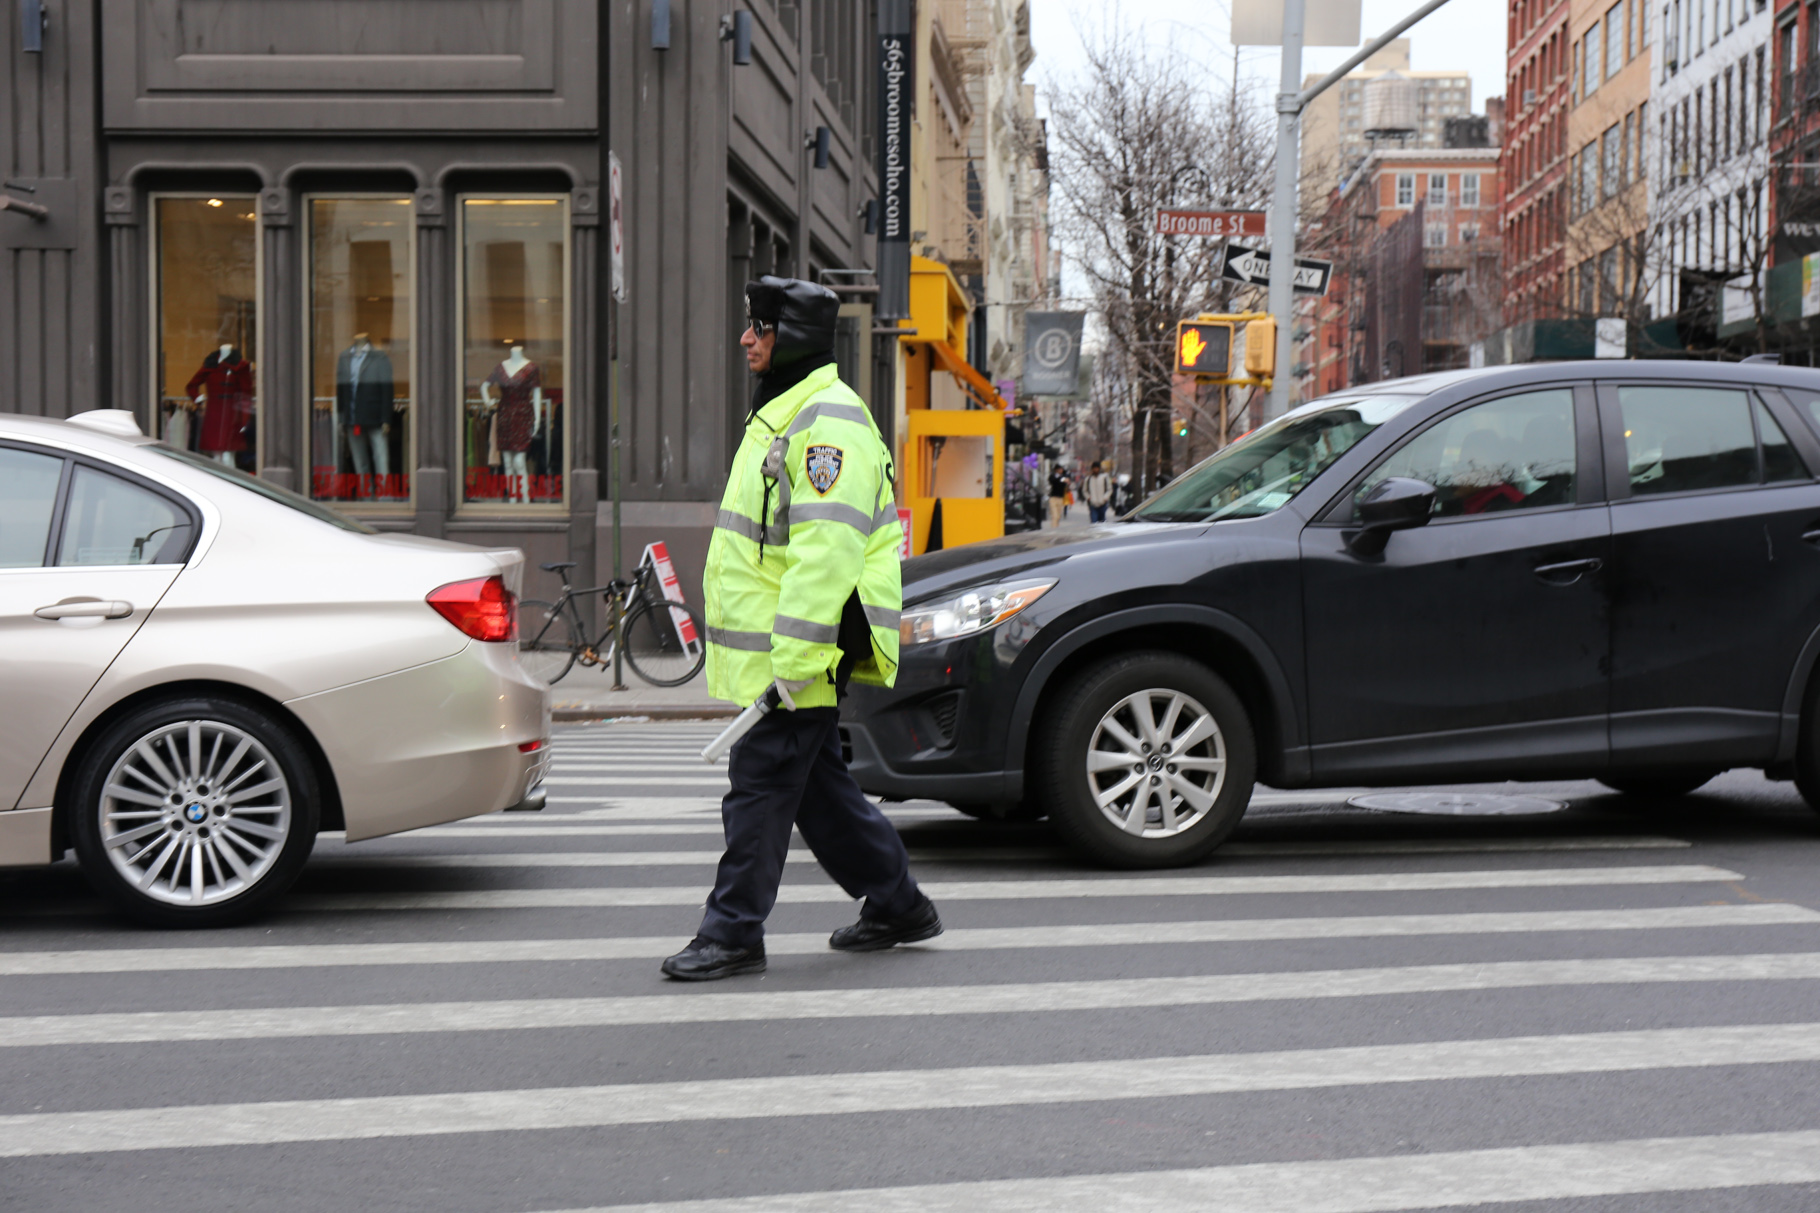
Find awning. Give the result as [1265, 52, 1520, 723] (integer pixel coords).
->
[927, 339, 1006, 411]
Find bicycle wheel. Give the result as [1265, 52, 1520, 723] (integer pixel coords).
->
[517, 599, 579, 684]
[621, 598, 707, 687]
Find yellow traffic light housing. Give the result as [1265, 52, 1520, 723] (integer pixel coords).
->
[1174, 320, 1233, 379]
[1243, 317, 1276, 377]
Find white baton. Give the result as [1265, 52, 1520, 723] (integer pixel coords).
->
[700, 687, 782, 764]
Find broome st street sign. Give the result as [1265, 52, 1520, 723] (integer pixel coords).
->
[1220, 244, 1333, 297]
[1155, 209, 1267, 237]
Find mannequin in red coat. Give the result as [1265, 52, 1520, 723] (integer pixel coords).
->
[185, 345, 256, 465]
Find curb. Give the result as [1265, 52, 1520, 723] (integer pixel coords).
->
[553, 705, 739, 722]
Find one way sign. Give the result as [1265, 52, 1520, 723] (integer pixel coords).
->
[1220, 245, 1333, 297]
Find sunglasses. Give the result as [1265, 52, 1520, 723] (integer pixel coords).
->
[747, 317, 773, 339]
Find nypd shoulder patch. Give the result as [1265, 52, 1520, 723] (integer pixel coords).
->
[805, 444, 844, 495]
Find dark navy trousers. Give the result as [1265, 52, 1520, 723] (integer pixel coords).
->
[698, 705, 922, 948]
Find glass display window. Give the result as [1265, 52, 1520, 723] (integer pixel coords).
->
[458, 196, 569, 508]
[307, 197, 415, 506]
[153, 196, 260, 473]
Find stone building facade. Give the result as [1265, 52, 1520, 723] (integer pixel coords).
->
[0, 0, 878, 605]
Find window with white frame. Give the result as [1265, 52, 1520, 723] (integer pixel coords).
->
[1428, 173, 1448, 207]
[1426, 223, 1448, 247]
[1461, 222, 1481, 243]
[1396, 173, 1416, 206]
[1461, 173, 1481, 207]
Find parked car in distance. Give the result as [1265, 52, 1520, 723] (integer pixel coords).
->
[844, 362, 1820, 867]
[0, 410, 549, 926]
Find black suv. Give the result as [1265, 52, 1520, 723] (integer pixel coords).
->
[843, 362, 1820, 867]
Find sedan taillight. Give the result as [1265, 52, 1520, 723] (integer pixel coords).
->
[427, 576, 517, 642]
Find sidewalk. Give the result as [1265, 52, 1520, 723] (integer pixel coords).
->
[548, 666, 736, 722]
[557, 512, 1094, 721]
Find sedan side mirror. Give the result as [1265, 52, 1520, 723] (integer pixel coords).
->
[1346, 477, 1436, 557]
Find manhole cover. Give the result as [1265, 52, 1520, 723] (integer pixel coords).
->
[1347, 792, 1566, 816]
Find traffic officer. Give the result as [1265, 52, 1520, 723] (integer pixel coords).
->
[662, 276, 942, 981]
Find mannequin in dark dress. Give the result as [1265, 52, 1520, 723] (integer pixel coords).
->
[482, 346, 542, 503]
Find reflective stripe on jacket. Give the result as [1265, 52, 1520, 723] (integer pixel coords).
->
[702, 363, 902, 709]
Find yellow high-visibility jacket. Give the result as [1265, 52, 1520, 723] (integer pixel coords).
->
[702, 362, 902, 709]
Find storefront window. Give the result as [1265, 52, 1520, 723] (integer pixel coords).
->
[154, 197, 259, 471]
[307, 198, 414, 504]
[460, 197, 568, 506]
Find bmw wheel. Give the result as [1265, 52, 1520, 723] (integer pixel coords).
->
[1039, 653, 1256, 868]
[69, 696, 320, 928]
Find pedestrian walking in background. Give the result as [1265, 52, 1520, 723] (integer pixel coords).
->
[1084, 461, 1113, 523]
[662, 276, 942, 981]
[1047, 465, 1069, 528]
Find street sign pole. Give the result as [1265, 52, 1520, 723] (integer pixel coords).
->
[1264, 0, 1463, 420]
[1264, 0, 1306, 422]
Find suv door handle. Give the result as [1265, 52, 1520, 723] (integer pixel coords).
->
[34, 599, 133, 621]
[1801, 529, 1820, 545]
[1533, 557, 1603, 584]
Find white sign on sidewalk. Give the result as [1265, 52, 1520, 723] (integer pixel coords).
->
[640, 541, 699, 646]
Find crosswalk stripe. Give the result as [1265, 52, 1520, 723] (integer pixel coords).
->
[8, 953, 1819, 1047]
[369, 829, 1697, 856]
[323, 848, 1067, 867]
[3, 1024, 1818, 1158]
[542, 779, 736, 788]
[3, 905, 1809, 977]
[546, 1130, 1820, 1213]
[284, 864, 1742, 911]
[318, 839, 1695, 869]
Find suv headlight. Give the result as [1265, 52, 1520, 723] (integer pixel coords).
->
[899, 578, 1056, 646]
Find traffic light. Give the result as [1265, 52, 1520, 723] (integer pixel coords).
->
[1243, 317, 1277, 377]
[1174, 320, 1232, 378]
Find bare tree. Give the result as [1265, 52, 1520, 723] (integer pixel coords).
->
[1044, 21, 1273, 494]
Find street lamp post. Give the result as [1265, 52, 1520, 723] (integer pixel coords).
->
[1263, 0, 1465, 420]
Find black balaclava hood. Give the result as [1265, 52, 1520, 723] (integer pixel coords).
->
[745, 276, 841, 419]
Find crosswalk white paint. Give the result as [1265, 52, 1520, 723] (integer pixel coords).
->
[10, 953, 1820, 1048]
[8, 904, 1804, 977]
[4, 1024, 1818, 1159]
[285, 864, 1744, 912]
[550, 1131, 1820, 1213]
[323, 848, 1068, 867]
[328, 838, 1694, 867]
[6, 720, 1815, 1208]
[409, 820, 1695, 854]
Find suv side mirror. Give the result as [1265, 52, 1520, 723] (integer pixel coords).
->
[1347, 477, 1435, 556]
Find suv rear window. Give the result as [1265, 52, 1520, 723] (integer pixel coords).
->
[150, 446, 375, 534]
[1130, 394, 1420, 523]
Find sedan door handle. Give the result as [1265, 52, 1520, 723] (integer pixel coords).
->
[1532, 557, 1603, 584]
[1802, 529, 1820, 545]
[34, 599, 133, 621]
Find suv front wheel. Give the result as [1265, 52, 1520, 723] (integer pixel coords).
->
[1037, 652, 1256, 868]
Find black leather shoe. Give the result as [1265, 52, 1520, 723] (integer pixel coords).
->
[829, 897, 944, 952]
[660, 936, 767, 981]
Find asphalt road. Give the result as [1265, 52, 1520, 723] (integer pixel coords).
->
[4, 722, 1820, 1211]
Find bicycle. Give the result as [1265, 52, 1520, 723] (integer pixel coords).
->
[518, 561, 708, 687]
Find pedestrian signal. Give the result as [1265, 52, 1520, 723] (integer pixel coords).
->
[1244, 316, 1277, 377]
[1175, 320, 1232, 378]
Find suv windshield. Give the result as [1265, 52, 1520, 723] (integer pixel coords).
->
[1130, 393, 1422, 523]
[150, 445, 376, 534]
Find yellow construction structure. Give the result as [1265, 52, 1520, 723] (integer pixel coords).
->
[893, 255, 1006, 555]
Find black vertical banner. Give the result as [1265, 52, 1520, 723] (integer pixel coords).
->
[876, 0, 914, 320]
